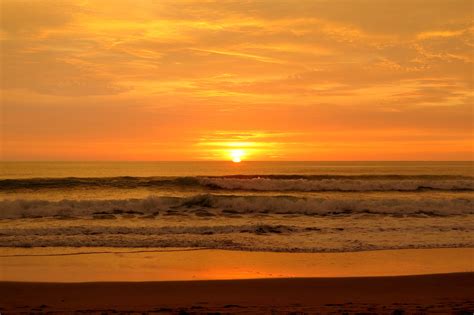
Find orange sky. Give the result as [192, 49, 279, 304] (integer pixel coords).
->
[1, 0, 473, 161]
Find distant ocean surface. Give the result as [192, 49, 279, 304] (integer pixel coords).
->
[1, 161, 473, 252]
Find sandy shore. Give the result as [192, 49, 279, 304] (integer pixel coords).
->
[1, 248, 473, 313]
[1, 273, 473, 313]
[1, 247, 473, 281]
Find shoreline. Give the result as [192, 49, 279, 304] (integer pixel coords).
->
[1, 247, 473, 312]
[1, 273, 473, 313]
[1, 247, 473, 282]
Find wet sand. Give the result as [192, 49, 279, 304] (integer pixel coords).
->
[1, 248, 473, 313]
[1, 247, 473, 282]
[1, 273, 473, 313]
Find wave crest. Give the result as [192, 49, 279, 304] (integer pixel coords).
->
[1, 194, 472, 218]
[1, 175, 472, 192]
[200, 177, 474, 191]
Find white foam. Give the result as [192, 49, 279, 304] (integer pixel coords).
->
[200, 177, 474, 191]
[0, 194, 472, 218]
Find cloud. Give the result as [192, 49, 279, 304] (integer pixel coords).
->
[1, 0, 472, 160]
[0, 0, 80, 34]
[0, 41, 129, 96]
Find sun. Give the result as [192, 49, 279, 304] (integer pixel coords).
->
[230, 149, 245, 163]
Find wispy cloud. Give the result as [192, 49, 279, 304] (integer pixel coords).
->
[1, 0, 472, 160]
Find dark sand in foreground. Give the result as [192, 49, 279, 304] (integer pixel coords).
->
[1, 273, 473, 314]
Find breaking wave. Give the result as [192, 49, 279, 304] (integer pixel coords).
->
[1, 175, 472, 192]
[1, 194, 472, 218]
[3, 165, 473, 253]
[199, 176, 473, 191]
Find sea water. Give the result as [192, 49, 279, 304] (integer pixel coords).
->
[0, 161, 472, 252]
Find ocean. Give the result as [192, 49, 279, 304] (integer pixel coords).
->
[0, 161, 472, 252]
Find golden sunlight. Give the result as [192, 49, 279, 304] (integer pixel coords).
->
[230, 149, 245, 163]
[1, 1, 473, 312]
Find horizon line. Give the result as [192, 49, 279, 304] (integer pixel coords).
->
[1, 160, 473, 163]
